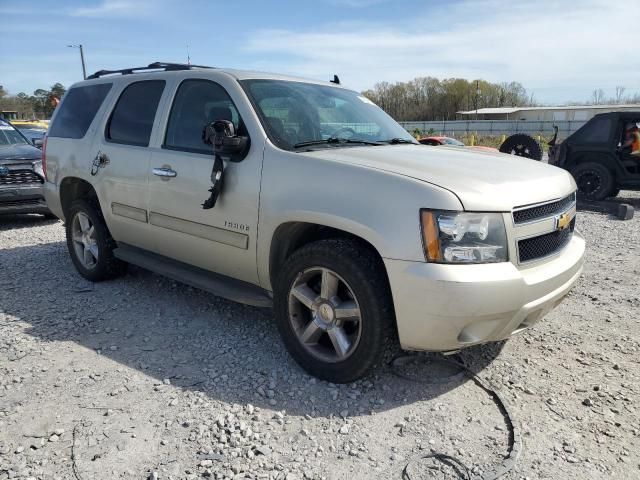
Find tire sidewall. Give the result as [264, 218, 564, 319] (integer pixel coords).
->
[499, 134, 543, 160]
[274, 241, 390, 383]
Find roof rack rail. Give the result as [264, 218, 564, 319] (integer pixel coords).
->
[87, 62, 214, 80]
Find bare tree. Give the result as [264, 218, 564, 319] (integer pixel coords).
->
[362, 77, 530, 121]
[592, 89, 605, 105]
[615, 86, 626, 104]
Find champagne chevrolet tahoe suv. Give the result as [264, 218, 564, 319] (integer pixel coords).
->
[43, 62, 585, 382]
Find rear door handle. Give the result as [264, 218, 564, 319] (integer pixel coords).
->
[152, 167, 177, 178]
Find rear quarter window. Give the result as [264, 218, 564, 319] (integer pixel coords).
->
[48, 83, 112, 139]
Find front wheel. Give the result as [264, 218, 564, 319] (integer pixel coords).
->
[274, 239, 397, 383]
[571, 162, 614, 201]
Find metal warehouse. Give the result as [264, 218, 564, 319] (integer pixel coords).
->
[457, 104, 640, 122]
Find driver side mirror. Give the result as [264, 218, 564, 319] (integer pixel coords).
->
[203, 120, 250, 162]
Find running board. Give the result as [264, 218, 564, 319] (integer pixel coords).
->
[113, 244, 272, 308]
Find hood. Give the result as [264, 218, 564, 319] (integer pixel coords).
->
[303, 144, 576, 211]
[0, 143, 42, 163]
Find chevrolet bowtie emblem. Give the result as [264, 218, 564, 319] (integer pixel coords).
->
[556, 211, 572, 231]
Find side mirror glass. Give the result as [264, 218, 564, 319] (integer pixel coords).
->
[203, 119, 250, 162]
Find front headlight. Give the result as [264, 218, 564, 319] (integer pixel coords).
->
[420, 210, 508, 264]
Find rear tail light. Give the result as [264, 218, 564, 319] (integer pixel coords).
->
[41, 136, 48, 180]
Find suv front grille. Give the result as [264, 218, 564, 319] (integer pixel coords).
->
[518, 219, 575, 263]
[513, 192, 576, 224]
[0, 169, 43, 186]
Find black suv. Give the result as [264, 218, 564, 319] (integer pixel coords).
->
[549, 112, 640, 200]
[0, 118, 52, 217]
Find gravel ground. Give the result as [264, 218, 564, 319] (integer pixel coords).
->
[1, 193, 639, 480]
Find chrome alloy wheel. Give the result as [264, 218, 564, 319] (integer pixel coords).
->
[71, 211, 99, 269]
[288, 267, 362, 363]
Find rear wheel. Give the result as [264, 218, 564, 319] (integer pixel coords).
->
[571, 162, 615, 201]
[65, 199, 126, 281]
[274, 239, 397, 383]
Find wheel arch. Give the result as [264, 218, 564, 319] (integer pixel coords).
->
[268, 221, 389, 292]
[567, 152, 617, 172]
[59, 176, 100, 217]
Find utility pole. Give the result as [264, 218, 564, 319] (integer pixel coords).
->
[67, 44, 87, 79]
[475, 80, 480, 120]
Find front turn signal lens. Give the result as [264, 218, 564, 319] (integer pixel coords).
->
[421, 211, 441, 262]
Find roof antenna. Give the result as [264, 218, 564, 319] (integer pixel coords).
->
[186, 44, 191, 66]
[330, 74, 340, 85]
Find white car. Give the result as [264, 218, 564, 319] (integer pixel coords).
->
[42, 62, 585, 382]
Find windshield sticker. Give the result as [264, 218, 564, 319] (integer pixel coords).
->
[357, 95, 376, 106]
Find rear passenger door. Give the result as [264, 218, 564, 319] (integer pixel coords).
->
[147, 77, 263, 285]
[94, 80, 166, 248]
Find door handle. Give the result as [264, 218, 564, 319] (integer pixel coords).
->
[152, 167, 177, 178]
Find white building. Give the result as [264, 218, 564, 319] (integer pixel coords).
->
[457, 104, 640, 122]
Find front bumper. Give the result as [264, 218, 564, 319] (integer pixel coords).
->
[0, 185, 50, 215]
[384, 231, 585, 351]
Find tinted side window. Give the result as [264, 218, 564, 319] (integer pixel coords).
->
[48, 83, 112, 139]
[106, 80, 165, 146]
[573, 117, 613, 144]
[164, 79, 241, 154]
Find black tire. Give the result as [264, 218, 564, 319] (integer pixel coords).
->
[608, 188, 621, 198]
[274, 238, 398, 383]
[499, 133, 543, 160]
[571, 162, 615, 201]
[65, 199, 127, 282]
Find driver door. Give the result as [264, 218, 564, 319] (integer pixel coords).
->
[147, 78, 263, 284]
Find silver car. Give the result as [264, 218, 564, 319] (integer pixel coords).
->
[42, 62, 585, 382]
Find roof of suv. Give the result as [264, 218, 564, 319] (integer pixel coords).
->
[81, 62, 344, 89]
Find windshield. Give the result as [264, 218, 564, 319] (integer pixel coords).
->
[241, 79, 416, 151]
[0, 120, 29, 147]
[443, 137, 465, 147]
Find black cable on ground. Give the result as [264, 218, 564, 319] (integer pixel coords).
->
[389, 354, 522, 480]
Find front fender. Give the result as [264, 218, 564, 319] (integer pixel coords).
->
[256, 144, 463, 290]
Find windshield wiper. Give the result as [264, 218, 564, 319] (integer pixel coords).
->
[293, 137, 383, 149]
[379, 138, 416, 144]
